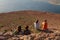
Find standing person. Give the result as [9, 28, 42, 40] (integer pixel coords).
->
[34, 20, 40, 30]
[24, 26, 31, 35]
[42, 20, 48, 30]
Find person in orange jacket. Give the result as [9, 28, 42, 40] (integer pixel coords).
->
[42, 20, 48, 30]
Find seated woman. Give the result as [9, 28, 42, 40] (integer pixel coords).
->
[24, 26, 31, 35]
[17, 26, 23, 35]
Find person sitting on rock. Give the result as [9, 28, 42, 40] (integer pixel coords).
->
[24, 26, 31, 35]
[17, 26, 23, 35]
[42, 20, 48, 30]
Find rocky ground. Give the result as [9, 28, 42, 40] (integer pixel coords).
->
[0, 29, 60, 40]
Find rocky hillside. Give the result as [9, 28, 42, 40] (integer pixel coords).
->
[0, 10, 60, 40]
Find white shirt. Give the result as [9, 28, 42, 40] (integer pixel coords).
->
[34, 22, 39, 29]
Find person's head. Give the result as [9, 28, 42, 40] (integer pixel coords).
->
[25, 26, 29, 30]
[18, 26, 22, 32]
[36, 20, 39, 23]
[18, 26, 21, 29]
[44, 20, 47, 22]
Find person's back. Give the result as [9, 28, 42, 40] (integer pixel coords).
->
[42, 20, 48, 30]
[24, 26, 31, 35]
[17, 26, 23, 35]
[34, 20, 39, 30]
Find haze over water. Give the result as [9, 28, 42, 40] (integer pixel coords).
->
[0, 0, 60, 13]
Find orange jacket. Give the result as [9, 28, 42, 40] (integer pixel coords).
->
[42, 22, 47, 30]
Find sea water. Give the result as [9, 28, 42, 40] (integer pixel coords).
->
[0, 0, 60, 13]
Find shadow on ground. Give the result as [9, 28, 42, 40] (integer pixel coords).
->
[37, 29, 54, 33]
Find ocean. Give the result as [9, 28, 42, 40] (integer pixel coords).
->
[0, 0, 60, 13]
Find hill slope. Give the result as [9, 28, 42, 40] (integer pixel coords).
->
[0, 10, 60, 31]
[0, 10, 60, 40]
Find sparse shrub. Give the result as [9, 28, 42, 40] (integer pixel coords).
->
[3, 30, 8, 34]
[0, 24, 4, 28]
[11, 29, 12, 31]
[19, 16, 25, 19]
[13, 30, 18, 35]
[4, 30, 7, 32]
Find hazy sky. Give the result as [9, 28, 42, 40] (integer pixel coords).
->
[0, 0, 60, 13]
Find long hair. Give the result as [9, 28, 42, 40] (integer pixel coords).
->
[18, 26, 21, 32]
[36, 20, 38, 23]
